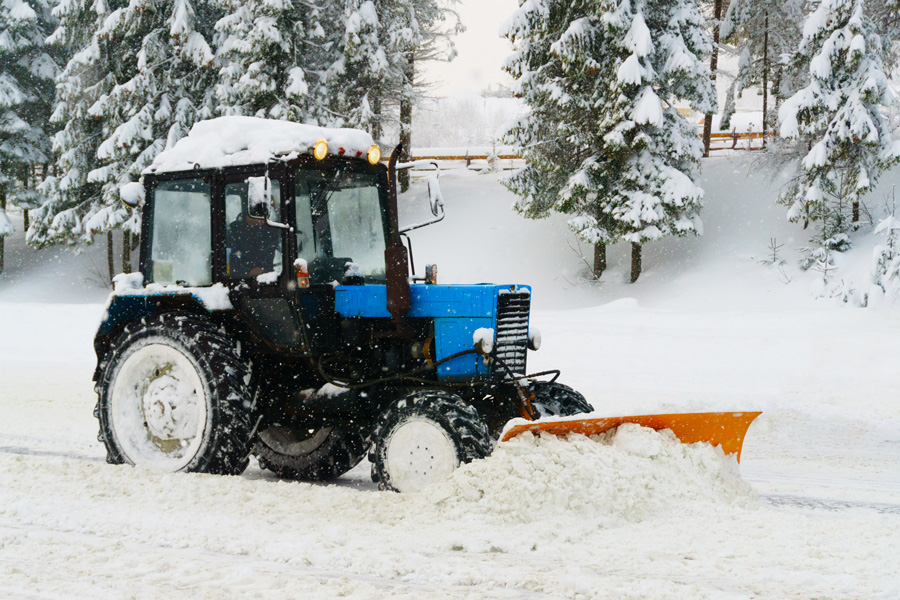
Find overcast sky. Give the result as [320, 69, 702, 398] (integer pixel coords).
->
[421, 0, 520, 97]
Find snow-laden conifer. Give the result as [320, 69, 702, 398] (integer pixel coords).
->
[214, 0, 340, 125]
[337, 0, 390, 135]
[0, 0, 58, 256]
[778, 0, 900, 253]
[503, 0, 714, 282]
[27, 0, 108, 248]
[32, 0, 221, 248]
[84, 0, 219, 240]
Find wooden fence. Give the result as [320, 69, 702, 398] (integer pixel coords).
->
[410, 131, 778, 168]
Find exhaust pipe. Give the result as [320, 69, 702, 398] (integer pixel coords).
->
[384, 144, 411, 325]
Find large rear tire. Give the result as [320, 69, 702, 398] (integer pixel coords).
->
[370, 390, 492, 493]
[529, 382, 593, 417]
[95, 312, 258, 475]
[254, 422, 367, 481]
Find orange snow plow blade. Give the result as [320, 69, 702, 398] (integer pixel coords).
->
[500, 412, 761, 462]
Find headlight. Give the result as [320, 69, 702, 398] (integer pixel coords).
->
[528, 327, 542, 351]
[313, 139, 328, 160]
[367, 144, 381, 165]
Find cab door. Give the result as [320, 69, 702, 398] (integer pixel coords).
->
[218, 165, 303, 351]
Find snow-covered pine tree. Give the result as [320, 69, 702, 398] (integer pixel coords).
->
[337, 0, 460, 190]
[778, 0, 900, 257]
[390, 0, 461, 191]
[338, 1, 391, 136]
[503, 0, 714, 282]
[214, 0, 340, 124]
[699, 0, 724, 157]
[0, 0, 58, 270]
[28, 0, 115, 248]
[82, 0, 219, 260]
[720, 0, 807, 138]
[873, 0, 899, 71]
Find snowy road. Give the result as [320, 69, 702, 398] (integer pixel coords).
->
[2, 301, 900, 599]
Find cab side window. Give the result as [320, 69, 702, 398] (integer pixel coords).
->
[149, 179, 211, 286]
[225, 178, 282, 279]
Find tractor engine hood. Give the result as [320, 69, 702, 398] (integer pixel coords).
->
[335, 284, 531, 381]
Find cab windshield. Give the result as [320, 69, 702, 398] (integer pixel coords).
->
[294, 168, 387, 284]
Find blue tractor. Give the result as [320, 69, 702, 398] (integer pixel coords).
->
[93, 117, 592, 492]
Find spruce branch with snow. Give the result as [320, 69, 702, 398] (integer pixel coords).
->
[503, 0, 714, 282]
[777, 0, 900, 257]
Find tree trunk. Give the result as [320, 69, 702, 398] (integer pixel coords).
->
[853, 195, 860, 224]
[398, 51, 414, 193]
[593, 242, 607, 279]
[107, 231, 116, 283]
[762, 12, 769, 149]
[371, 94, 382, 142]
[630, 242, 642, 283]
[702, 0, 723, 157]
[0, 187, 5, 277]
[122, 231, 132, 274]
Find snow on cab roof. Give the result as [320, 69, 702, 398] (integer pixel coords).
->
[144, 116, 377, 175]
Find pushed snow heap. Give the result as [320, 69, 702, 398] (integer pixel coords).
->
[144, 116, 377, 175]
[423, 424, 755, 524]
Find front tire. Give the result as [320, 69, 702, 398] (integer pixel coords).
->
[95, 312, 258, 475]
[370, 390, 492, 493]
[254, 422, 367, 481]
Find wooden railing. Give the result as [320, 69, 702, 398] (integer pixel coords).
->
[410, 131, 777, 167]
[707, 131, 777, 152]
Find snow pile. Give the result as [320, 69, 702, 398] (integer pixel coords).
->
[424, 424, 755, 525]
[145, 116, 376, 174]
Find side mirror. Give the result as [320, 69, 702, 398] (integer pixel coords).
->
[247, 176, 271, 219]
[427, 174, 443, 217]
[120, 182, 145, 208]
[398, 165, 446, 234]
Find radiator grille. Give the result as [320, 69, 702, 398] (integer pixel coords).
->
[493, 289, 530, 380]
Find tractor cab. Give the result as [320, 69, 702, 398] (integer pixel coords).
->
[132, 120, 396, 358]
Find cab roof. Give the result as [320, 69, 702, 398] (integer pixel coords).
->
[144, 116, 377, 175]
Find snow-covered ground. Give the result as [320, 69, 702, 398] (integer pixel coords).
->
[1, 157, 899, 599]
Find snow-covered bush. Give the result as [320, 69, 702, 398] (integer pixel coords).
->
[872, 196, 900, 301]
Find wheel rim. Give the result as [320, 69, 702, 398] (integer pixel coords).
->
[110, 342, 209, 471]
[258, 425, 332, 456]
[384, 417, 459, 493]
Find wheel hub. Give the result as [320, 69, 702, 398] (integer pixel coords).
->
[384, 417, 459, 493]
[110, 342, 208, 470]
[142, 372, 200, 441]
